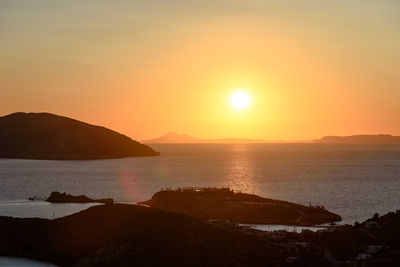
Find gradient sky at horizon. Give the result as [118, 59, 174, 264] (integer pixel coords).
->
[1, 0, 399, 140]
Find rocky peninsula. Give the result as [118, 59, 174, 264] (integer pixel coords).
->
[139, 188, 341, 226]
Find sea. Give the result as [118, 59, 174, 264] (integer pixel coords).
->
[1, 143, 400, 225]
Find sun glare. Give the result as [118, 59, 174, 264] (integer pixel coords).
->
[231, 90, 250, 110]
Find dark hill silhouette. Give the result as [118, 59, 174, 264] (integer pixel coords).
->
[1, 204, 400, 265]
[0, 112, 159, 160]
[0, 204, 289, 266]
[316, 134, 400, 144]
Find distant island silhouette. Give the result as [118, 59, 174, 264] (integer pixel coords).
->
[141, 132, 283, 144]
[142, 132, 400, 144]
[316, 134, 400, 144]
[0, 112, 159, 160]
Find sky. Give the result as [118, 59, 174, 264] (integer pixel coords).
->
[1, 0, 399, 140]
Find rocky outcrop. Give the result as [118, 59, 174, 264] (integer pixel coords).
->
[46, 192, 113, 204]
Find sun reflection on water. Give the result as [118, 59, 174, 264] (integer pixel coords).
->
[224, 144, 258, 194]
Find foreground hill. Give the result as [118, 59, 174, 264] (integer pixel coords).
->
[316, 134, 400, 144]
[139, 188, 341, 225]
[0, 112, 159, 160]
[0, 204, 311, 266]
[0, 203, 399, 266]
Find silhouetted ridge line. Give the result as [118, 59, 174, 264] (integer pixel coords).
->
[0, 112, 159, 159]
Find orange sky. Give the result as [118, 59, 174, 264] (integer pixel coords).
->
[1, 1, 399, 140]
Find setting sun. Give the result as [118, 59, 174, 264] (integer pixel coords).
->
[231, 91, 251, 110]
[1, 1, 400, 266]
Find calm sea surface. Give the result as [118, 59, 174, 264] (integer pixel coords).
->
[1, 143, 400, 224]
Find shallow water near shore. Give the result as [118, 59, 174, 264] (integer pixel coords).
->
[0, 200, 100, 219]
[240, 223, 327, 232]
[1, 143, 400, 224]
[0, 257, 57, 267]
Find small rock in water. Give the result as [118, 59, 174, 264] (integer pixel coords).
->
[46, 191, 114, 204]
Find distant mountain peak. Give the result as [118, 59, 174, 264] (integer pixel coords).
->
[142, 132, 270, 144]
[142, 132, 198, 143]
[161, 132, 194, 138]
